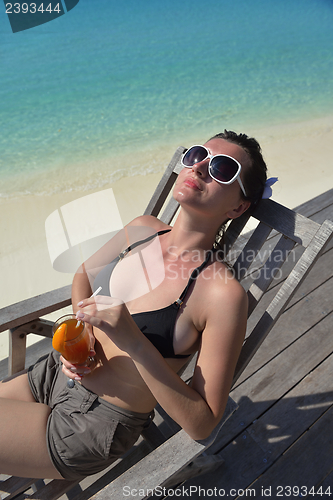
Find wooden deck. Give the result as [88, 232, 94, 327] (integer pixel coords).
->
[1, 188, 333, 499]
[160, 189, 333, 499]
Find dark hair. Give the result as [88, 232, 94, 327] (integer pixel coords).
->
[209, 130, 267, 209]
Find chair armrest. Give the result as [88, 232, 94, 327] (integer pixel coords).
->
[90, 397, 238, 500]
[0, 285, 71, 376]
[0, 284, 72, 333]
[90, 430, 206, 500]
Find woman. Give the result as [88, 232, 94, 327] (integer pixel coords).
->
[0, 130, 267, 480]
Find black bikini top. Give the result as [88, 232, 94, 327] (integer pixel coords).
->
[93, 230, 214, 359]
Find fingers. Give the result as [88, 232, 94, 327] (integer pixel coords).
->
[74, 295, 132, 344]
[75, 311, 101, 329]
[77, 295, 123, 311]
[75, 295, 124, 331]
[60, 355, 92, 381]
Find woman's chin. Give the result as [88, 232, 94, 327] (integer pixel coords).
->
[173, 186, 199, 204]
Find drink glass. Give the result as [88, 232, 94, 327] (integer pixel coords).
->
[52, 314, 90, 365]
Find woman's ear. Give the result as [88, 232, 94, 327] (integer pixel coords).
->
[226, 199, 251, 220]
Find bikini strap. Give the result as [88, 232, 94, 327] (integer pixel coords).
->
[175, 248, 216, 307]
[117, 230, 215, 308]
[117, 229, 171, 261]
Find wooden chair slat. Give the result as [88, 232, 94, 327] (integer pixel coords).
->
[233, 218, 333, 385]
[0, 476, 35, 500]
[246, 235, 296, 317]
[233, 222, 272, 281]
[266, 219, 333, 317]
[252, 199, 320, 246]
[13, 479, 81, 500]
[143, 146, 185, 218]
[223, 212, 251, 257]
[160, 196, 181, 225]
[292, 187, 333, 219]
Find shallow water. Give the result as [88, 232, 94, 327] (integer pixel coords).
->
[1, 0, 333, 197]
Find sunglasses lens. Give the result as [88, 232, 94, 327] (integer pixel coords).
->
[183, 146, 207, 167]
[210, 156, 239, 183]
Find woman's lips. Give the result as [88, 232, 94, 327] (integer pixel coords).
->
[184, 177, 202, 190]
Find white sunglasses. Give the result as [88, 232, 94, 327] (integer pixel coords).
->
[181, 145, 247, 197]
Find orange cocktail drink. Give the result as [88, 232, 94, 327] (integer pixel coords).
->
[52, 314, 90, 365]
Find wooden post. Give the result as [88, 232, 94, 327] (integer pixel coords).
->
[8, 327, 27, 375]
[8, 319, 54, 376]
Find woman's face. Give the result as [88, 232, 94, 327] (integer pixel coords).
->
[174, 138, 251, 221]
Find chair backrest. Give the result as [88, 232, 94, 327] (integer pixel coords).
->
[143, 146, 333, 387]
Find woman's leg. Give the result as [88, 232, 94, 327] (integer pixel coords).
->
[0, 370, 36, 402]
[0, 397, 63, 479]
[0, 371, 63, 479]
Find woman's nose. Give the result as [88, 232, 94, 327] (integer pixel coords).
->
[192, 158, 209, 176]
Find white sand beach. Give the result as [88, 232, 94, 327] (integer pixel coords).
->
[1, 115, 333, 360]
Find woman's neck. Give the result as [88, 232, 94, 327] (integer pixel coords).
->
[164, 210, 219, 257]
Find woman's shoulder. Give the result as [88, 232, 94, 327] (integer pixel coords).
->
[199, 258, 248, 310]
[195, 261, 248, 346]
[127, 215, 171, 232]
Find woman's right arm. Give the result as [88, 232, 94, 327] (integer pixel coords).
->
[63, 215, 166, 376]
[71, 263, 93, 314]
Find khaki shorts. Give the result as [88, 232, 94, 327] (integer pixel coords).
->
[28, 351, 153, 480]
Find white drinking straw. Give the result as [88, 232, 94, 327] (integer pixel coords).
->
[77, 286, 102, 326]
[91, 286, 102, 298]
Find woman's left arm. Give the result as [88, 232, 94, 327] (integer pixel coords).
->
[133, 280, 247, 440]
[76, 281, 247, 441]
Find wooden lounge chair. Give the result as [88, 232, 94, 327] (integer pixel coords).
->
[1, 146, 333, 500]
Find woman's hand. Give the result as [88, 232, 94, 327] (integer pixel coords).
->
[61, 323, 97, 380]
[75, 295, 144, 356]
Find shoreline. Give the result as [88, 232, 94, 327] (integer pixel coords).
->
[1, 113, 333, 359]
[2, 111, 332, 200]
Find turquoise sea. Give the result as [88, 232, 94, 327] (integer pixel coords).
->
[1, 0, 333, 198]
